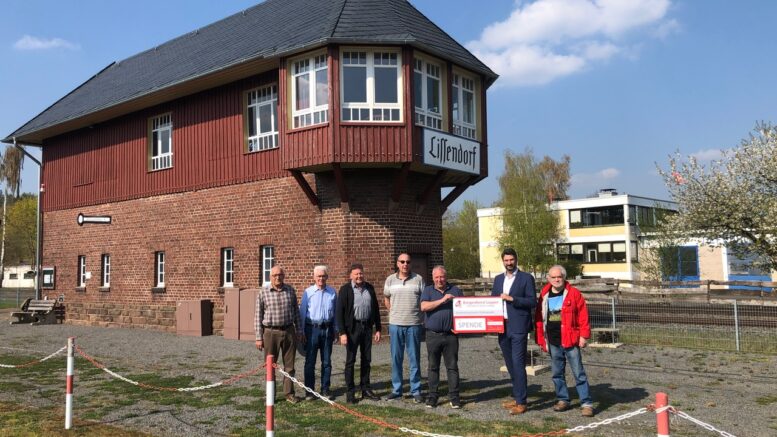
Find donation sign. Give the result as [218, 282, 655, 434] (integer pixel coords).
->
[451, 296, 504, 334]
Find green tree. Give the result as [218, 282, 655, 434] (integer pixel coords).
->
[497, 150, 568, 277]
[4, 194, 37, 266]
[443, 200, 481, 278]
[659, 123, 777, 272]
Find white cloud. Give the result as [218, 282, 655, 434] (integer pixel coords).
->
[571, 167, 621, 190]
[13, 35, 80, 51]
[469, 0, 675, 86]
[690, 148, 723, 162]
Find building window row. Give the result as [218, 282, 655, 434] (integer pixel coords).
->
[74, 245, 275, 290]
[569, 206, 625, 228]
[145, 49, 480, 170]
[557, 241, 637, 264]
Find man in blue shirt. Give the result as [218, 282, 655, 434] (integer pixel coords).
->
[420, 265, 463, 409]
[300, 265, 338, 400]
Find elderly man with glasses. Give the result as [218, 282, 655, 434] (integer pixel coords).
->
[300, 265, 339, 400]
[383, 252, 425, 403]
[535, 264, 595, 417]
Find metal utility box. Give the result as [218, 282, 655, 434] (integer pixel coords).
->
[176, 299, 213, 337]
[239, 289, 261, 341]
[223, 289, 240, 340]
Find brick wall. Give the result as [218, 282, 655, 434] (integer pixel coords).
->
[42, 169, 443, 333]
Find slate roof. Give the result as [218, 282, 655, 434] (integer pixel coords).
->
[4, 0, 497, 143]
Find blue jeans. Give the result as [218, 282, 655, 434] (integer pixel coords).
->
[549, 344, 593, 407]
[389, 324, 422, 395]
[304, 323, 334, 392]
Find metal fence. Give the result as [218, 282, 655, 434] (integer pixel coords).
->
[0, 288, 35, 309]
[586, 296, 777, 354]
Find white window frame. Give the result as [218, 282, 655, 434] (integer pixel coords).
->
[222, 248, 234, 287]
[101, 254, 111, 287]
[452, 72, 477, 140]
[261, 245, 275, 287]
[291, 53, 329, 129]
[155, 251, 165, 287]
[77, 255, 86, 287]
[340, 48, 403, 123]
[150, 113, 173, 170]
[246, 84, 279, 152]
[414, 57, 443, 130]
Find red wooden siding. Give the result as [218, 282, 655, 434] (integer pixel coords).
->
[42, 72, 284, 212]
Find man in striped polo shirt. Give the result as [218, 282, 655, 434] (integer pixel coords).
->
[383, 252, 425, 403]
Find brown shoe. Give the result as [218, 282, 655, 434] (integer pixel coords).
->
[502, 400, 517, 409]
[552, 401, 570, 412]
[286, 395, 302, 404]
[581, 406, 595, 417]
[509, 404, 527, 415]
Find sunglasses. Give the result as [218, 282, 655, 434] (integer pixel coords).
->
[398, 260, 410, 264]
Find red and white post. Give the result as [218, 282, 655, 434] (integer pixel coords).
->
[265, 354, 275, 437]
[656, 392, 670, 437]
[65, 337, 75, 430]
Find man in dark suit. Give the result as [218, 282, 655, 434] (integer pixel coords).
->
[491, 248, 537, 415]
[336, 263, 382, 404]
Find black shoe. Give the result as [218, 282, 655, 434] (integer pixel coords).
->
[413, 393, 424, 404]
[361, 389, 381, 401]
[322, 389, 336, 401]
[346, 392, 357, 404]
[305, 393, 316, 401]
[426, 397, 438, 408]
[386, 392, 402, 401]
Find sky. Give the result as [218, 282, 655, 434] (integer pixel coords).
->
[2, 0, 777, 211]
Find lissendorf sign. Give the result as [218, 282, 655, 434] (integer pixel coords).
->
[422, 129, 480, 175]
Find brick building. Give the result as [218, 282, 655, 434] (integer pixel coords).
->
[3, 0, 497, 333]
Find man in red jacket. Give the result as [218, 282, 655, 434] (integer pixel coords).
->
[535, 265, 595, 417]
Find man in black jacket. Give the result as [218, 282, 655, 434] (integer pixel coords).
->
[336, 263, 382, 404]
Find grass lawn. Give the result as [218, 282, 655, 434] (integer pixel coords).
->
[0, 351, 562, 437]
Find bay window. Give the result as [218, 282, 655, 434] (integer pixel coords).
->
[414, 58, 442, 130]
[341, 50, 402, 122]
[452, 73, 477, 140]
[291, 54, 329, 128]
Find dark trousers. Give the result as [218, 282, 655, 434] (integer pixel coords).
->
[344, 321, 373, 393]
[426, 330, 460, 400]
[498, 332, 528, 404]
[263, 326, 297, 397]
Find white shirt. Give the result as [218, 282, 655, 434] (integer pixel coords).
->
[502, 270, 516, 319]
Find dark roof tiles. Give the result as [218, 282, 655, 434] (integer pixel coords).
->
[5, 0, 496, 143]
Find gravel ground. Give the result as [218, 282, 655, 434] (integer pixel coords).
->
[1, 317, 775, 437]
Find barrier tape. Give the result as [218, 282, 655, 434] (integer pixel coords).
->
[0, 345, 67, 368]
[75, 345, 264, 392]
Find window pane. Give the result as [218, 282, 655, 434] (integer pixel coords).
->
[374, 68, 397, 103]
[571, 244, 583, 254]
[295, 74, 310, 110]
[259, 104, 271, 133]
[463, 90, 474, 123]
[426, 77, 439, 113]
[271, 101, 278, 132]
[613, 243, 626, 252]
[414, 71, 423, 109]
[598, 243, 611, 253]
[452, 87, 459, 120]
[570, 210, 581, 223]
[152, 131, 159, 156]
[315, 69, 328, 106]
[343, 67, 367, 102]
[160, 129, 170, 154]
[247, 106, 257, 137]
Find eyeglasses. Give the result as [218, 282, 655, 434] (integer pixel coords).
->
[398, 260, 410, 264]
[549, 276, 564, 279]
